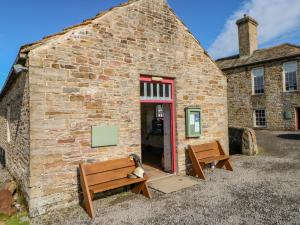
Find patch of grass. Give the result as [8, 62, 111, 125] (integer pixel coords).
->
[0, 212, 29, 225]
[0, 213, 10, 221]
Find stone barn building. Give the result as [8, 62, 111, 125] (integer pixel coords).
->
[0, 0, 228, 216]
[217, 15, 300, 131]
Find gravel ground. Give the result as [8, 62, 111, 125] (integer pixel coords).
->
[3, 131, 300, 225]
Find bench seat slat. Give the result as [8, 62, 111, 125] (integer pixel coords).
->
[84, 157, 135, 175]
[198, 155, 229, 164]
[190, 142, 219, 153]
[195, 149, 220, 159]
[89, 177, 147, 194]
[86, 166, 136, 186]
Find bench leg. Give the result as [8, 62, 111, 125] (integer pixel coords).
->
[83, 195, 94, 219]
[189, 149, 206, 180]
[224, 160, 233, 171]
[79, 164, 95, 219]
[132, 183, 143, 194]
[194, 162, 206, 180]
[141, 182, 152, 199]
[132, 181, 152, 199]
[216, 159, 233, 171]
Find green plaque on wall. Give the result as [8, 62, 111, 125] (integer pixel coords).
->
[92, 125, 119, 147]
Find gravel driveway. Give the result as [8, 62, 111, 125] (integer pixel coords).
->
[18, 131, 300, 224]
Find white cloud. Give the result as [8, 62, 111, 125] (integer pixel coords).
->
[208, 0, 300, 59]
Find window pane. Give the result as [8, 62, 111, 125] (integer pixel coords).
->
[165, 84, 170, 98]
[253, 68, 264, 94]
[146, 83, 151, 97]
[156, 105, 164, 118]
[284, 61, 297, 72]
[159, 84, 164, 98]
[153, 83, 158, 97]
[140, 82, 145, 97]
[284, 62, 298, 91]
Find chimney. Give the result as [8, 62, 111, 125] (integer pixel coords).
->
[236, 14, 258, 57]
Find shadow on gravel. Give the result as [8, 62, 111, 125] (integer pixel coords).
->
[277, 134, 300, 140]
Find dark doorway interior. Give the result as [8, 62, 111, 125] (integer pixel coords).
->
[0, 147, 5, 168]
[141, 103, 172, 178]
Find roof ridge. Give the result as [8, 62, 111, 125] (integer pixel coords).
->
[255, 43, 300, 52]
[217, 43, 300, 62]
[285, 43, 300, 48]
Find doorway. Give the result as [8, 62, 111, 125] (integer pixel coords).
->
[140, 75, 176, 178]
[296, 108, 300, 130]
[141, 104, 172, 177]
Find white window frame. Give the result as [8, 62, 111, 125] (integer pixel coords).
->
[253, 109, 267, 128]
[140, 82, 172, 101]
[283, 61, 298, 92]
[6, 106, 11, 143]
[252, 67, 264, 95]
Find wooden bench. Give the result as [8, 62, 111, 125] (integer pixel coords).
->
[79, 157, 151, 218]
[188, 141, 233, 179]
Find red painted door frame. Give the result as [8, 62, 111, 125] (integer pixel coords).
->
[140, 75, 177, 173]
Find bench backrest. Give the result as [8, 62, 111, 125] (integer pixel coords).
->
[189, 141, 225, 160]
[80, 157, 136, 187]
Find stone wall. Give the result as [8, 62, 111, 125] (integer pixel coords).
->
[225, 58, 300, 130]
[25, 0, 228, 216]
[0, 72, 30, 201]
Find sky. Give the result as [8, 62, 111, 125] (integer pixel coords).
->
[1, 0, 300, 89]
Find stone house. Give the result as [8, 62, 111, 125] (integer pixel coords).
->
[0, 0, 228, 217]
[217, 15, 300, 131]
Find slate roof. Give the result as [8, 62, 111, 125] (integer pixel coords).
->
[216, 43, 300, 70]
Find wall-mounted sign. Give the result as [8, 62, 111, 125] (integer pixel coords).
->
[185, 107, 201, 138]
[151, 76, 163, 82]
[91, 125, 119, 147]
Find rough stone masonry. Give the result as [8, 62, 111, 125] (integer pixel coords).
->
[217, 15, 300, 130]
[0, 0, 228, 216]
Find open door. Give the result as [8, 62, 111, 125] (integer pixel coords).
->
[140, 75, 176, 175]
[296, 108, 300, 130]
[141, 103, 173, 178]
[163, 104, 172, 172]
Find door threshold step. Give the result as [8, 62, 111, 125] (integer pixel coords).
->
[148, 173, 175, 182]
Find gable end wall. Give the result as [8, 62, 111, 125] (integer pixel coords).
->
[27, 0, 228, 216]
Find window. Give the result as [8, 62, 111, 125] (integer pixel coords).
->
[6, 106, 11, 143]
[140, 82, 172, 100]
[283, 61, 298, 92]
[254, 109, 266, 127]
[252, 67, 264, 94]
[156, 104, 164, 118]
